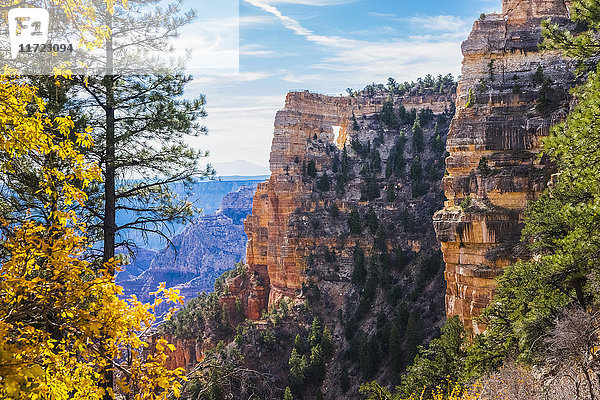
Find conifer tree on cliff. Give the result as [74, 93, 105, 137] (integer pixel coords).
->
[71, 0, 213, 265]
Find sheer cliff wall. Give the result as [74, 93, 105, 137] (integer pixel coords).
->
[225, 90, 452, 320]
[433, 0, 575, 334]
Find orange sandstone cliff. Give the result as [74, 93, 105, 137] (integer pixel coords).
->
[225, 90, 452, 320]
[433, 0, 575, 334]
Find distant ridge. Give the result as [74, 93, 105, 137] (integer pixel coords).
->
[216, 175, 270, 182]
[213, 159, 270, 176]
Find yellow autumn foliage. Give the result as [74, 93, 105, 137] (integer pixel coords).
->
[0, 1, 187, 397]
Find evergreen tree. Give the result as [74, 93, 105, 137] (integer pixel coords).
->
[309, 317, 323, 347]
[317, 173, 331, 191]
[404, 312, 421, 363]
[294, 334, 305, 355]
[352, 243, 367, 285]
[289, 348, 306, 391]
[68, 0, 208, 265]
[308, 344, 325, 382]
[348, 208, 362, 234]
[410, 157, 422, 180]
[380, 99, 398, 129]
[412, 117, 424, 153]
[307, 160, 318, 178]
[386, 184, 396, 202]
[400, 317, 468, 397]
[366, 206, 379, 234]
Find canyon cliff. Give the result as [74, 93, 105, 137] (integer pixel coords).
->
[433, 0, 575, 334]
[166, 79, 457, 398]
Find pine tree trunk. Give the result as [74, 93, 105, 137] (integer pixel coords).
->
[102, 15, 116, 400]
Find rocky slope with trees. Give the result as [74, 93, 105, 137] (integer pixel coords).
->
[163, 76, 458, 399]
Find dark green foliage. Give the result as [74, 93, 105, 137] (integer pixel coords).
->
[488, 59, 495, 82]
[418, 107, 435, 126]
[404, 312, 422, 364]
[366, 206, 378, 234]
[288, 318, 333, 394]
[359, 335, 379, 379]
[536, 78, 554, 113]
[477, 156, 493, 176]
[371, 150, 382, 173]
[393, 247, 407, 270]
[353, 112, 360, 131]
[399, 317, 468, 398]
[307, 344, 325, 382]
[533, 65, 544, 85]
[408, 108, 417, 126]
[294, 334, 306, 355]
[351, 137, 363, 154]
[388, 318, 403, 373]
[374, 225, 387, 252]
[411, 181, 428, 198]
[337, 145, 350, 191]
[307, 160, 317, 178]
[348, 208, 362, 234]
[352, 244, 367, 285]
[409, 157, 422, 180]
[379, 99, 399, 129]
[288, 348, 306, 392]
[309, 317, 323, 347]
[386, 135, 407, 178]
[412, 118, 424, 153]
[362, 176, 380, 201]
[340, 368, 350, 394]
[329, 203, 339, 218]
[386, 184, 396, 202]
[317, 173, 330, 191]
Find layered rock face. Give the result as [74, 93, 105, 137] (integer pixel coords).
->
[433, 0, 574, 334]
[229, 90, 453, 320]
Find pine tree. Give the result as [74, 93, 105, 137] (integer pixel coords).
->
[352, 243, 367, 285]
[386, 183, 396, 202]
[348, 208, 362, 234]
[404, 312, 421, 363]
[412, 117, 424, 153]
[63, 0, 210, 266]
[366, 206, 379, 234]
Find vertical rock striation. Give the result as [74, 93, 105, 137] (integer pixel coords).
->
[227, 90, 454, 321]
[433, 0, 574, 334]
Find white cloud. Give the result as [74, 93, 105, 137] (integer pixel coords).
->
[244, 0, 465, 87]
[408, 15, 470, 33]
[190, 94, 286, 167]
[263, 0, 358, 5]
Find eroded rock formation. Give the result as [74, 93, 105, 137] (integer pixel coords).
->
[433, 0, 574, 334]
[225, 90, 454, 321]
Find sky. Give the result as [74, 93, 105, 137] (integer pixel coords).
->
[181, 0, 503, 175]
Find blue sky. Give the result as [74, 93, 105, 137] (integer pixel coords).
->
[183, 0, 502, 175]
